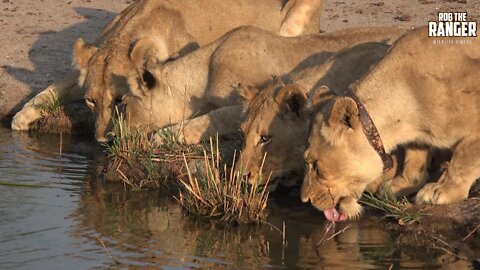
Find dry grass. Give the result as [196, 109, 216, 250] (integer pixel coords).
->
[103, 112, 269, 224]
[177, 137, 270, 224]
[103, 111, 203, 190]
[102, 111, 235, 189]
[31, 108, 73, 134]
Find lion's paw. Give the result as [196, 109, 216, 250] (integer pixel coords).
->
[11, 105, 42, 130]
[415, 182, 468, 205]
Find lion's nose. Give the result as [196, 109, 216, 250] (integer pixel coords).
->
[95, 135, 108, 143]
[95, 132, 114, 143]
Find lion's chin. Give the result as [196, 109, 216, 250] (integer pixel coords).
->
[323, 208, 348, 222]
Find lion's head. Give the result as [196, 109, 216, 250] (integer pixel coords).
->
[301, 96, 384, 221]
[238, 81, 321, 190]
[73, 36, 176, 142]
[122, 62, 197, 134]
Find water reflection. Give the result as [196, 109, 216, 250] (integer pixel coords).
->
[0, 128, 106, 269]
[0, 127, 476, 269]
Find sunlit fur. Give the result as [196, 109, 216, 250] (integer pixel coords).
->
[11, 0, 324, 136]
[303, 26, 480, 218]
[238, 41, 402, 192]
[239, 81, 310, 188]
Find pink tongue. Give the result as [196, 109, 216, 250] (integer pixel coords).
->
[323, 208, 347, 222]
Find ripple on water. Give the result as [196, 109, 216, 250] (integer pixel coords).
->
[0, 132, 91, 188]
[0, 128, 107, 269]
[0, 128, 476, 269]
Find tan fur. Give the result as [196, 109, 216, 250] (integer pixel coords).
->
[11, 0, 324, 141]
[73, 38, 98, 86]
[238, 41, 394, 190]
[120, 26, 404, 146]
[376, 146, 430, 199]
[279, 0, 323, 37]
[302, 26, 480, 220]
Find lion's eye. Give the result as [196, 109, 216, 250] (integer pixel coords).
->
[308, 162, 314, 171]
[85, 98, 96, 108]
[114, 96, 123, 105]
[313, 162, 322, 176]
[259, 135, 271, 145]
[308, 161, 319, 174]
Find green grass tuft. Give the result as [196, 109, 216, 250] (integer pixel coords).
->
[34, 90, 63, 115]
[360, 192, 421, 225]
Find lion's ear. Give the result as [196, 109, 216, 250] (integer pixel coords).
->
[130, 37, 170, 70]
[73, 37, 97, 73]
[237, 83, 260, 105]
[275, 83, 308, 118]
[140, 68, 157, 90]
[327, 97, 360, 130]
[127, 67, 159, 97]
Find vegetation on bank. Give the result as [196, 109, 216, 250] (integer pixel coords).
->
[103, 114, 270, 224]
[178, 138, 270, 224]
[27, 90, 93, 135]
[32, 91, 73, 134]
[34, 90, 64, 114]
[26, 106, 480, 229]
[103, 112, 204, 190]
[360, 192, 421, 225]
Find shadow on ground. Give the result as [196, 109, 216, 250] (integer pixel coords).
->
[1, 7, 116, 125]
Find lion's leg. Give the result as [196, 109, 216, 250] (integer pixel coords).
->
[379, 147, 430, 199]
[279, 0, 323, 37]
[416, 136, 480, 204]
[11, 71, 83, 130]
[151, 105, 244, 145]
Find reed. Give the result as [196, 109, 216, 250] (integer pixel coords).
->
[178, 137, 270, 224]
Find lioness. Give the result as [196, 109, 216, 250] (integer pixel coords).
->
[121, 27, 405, 146]
[237, 42, 393, 190]
[301, 26, 480, 221]
[11, 0, 324, 141]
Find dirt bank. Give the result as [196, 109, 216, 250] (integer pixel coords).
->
[0, 0, 130, 125]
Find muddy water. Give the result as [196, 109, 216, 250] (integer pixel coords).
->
[0, 127, 475, 269]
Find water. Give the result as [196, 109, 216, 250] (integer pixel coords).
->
[0, 127, 475, 269]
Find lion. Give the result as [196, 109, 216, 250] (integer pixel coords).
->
[237, 41, 394, 190]
[301, 26, 480, 221]
[120, 26, 405, 146]
[11, 0, 324, 141]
